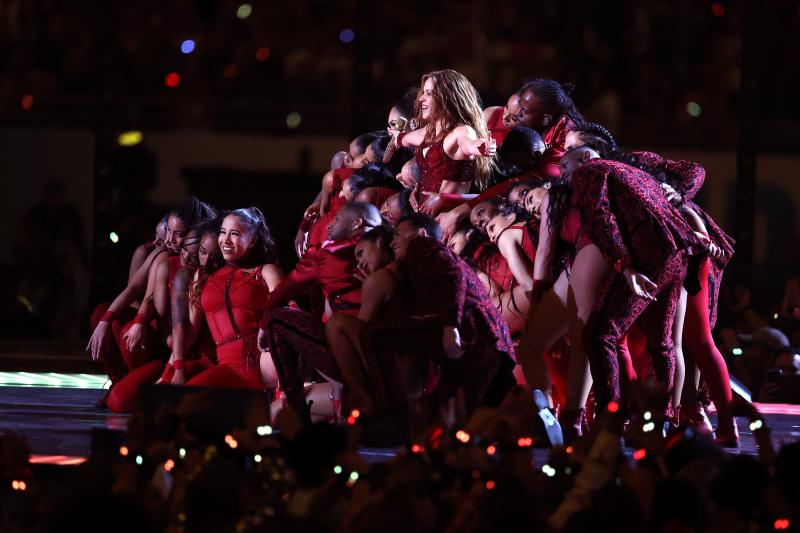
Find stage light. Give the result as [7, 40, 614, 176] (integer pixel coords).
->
[566, 446, 574, 454]
[179, 448, 186, 458]
[254, 454, 262, 463]
[643, 411, 652, 421]
[542, 465, 556, 477]
[339, 29, 355, 43]
[256, 47, 270, 61]
[411, 444, 424, 454]
[165, 72, 181, 88]
[455, 430, 470, 443]
[117, 130, 143, 146]
[775, 519, 790, 530]
[21, 94, 34, 111]
[236, 4, 252, 19]
[731, 347, 743, 357]
[486, 444, 496, 456]
[643, 422, 656, 433]
[109, 232, 120, 244]
[350, 409, 361, 419]
[686, 102, 702, 118]
[517, 437, 533, 447]
[225, 434, 238, 449]
[749, 419, 764, 431]
[223, 64, 237, 79]
[135, 455, 143, 465]
[333, 465, 343, 475]
[711, 3, 725, 17]
[607, 401, 619, 413]
[633, 449, 647, 461]
[180, 40, 195, 54]
[485, 480, 496, 490]
[286, 112, 302, 129]
[774, 313, 779, 320]
[119, 445, 129, 457]
[164, 459, 175, 472]
[349, 471, 359, 482]
[257, 425, 273, 436]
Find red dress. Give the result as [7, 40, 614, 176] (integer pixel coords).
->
[194, 265, 270, 388]
[416, 137, 474, 193]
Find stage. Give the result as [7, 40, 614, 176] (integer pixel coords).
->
[1, 373, 798, 465]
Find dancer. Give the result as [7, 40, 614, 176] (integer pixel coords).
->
[483, 92, 522, 147]
[184, 208, 284, 389]
[87, 196, 216, 390]
[566, 147, 701, 420]
[390, 69, 496, 215]
[259, 202, 383, 421]
[105, 220, 222, 412]
[368, 213, 514, 413]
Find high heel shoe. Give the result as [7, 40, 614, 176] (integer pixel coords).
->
[679, 402, 714, 435]
[714, 418, 739, 448]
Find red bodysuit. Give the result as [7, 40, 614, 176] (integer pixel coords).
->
[191, 265, 270, 388]
[416, 137, 474, 193]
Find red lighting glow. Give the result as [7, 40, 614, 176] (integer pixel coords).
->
[633, 449, 647, 461]
[455, 430, 470, 443]
[517, 437, 533, 447]
[711, 2, 725, 17]
[774, 519, 790, 530]
[164, 459, 175, 472]
[21, 94, 34, 110]
[607, 401, 619, 413]
[411, 444, 424, 454]
[29, 455, 88, 466]
[486, 445, 497, 456]
[256, 47, 271, 61]
[223, 64, 237, 79]
[485, 480, 496, 490]
[566, 446, 574, 454]
[119, 446, 129, 457]
[165, 72, 181, 88]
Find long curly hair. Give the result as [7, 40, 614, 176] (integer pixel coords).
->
[415, 69, 495, 190]
[189, 217, 225, 308]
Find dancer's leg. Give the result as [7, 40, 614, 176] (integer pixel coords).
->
[515, 271, 569, 400]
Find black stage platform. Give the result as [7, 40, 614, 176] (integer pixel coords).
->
[1, 381, 798, 464]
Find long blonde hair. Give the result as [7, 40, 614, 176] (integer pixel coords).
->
[415, 69, 495, 190]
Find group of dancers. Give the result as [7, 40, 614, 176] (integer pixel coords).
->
[86, 68, 738, 446]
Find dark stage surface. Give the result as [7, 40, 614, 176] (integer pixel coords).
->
[1, 380, 799, 464]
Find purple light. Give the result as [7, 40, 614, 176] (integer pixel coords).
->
[181, 40, 196, 54]
[339, 29, 355, 43]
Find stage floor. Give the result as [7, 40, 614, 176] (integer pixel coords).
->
[1, 381, 798, 462]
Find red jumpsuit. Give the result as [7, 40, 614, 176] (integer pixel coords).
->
[187, 265, 271, 389]
[572, 159, 702, 416]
